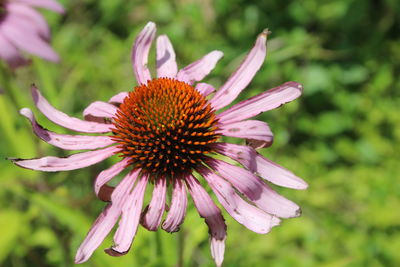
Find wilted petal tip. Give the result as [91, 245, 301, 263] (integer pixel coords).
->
[295, 208, 302, 217]
[146, 21, 156, 27]
[19, 107, 32, 117]
[74, 252, 89, 264]
[214, 50, 224, 59]
[261, 28, 272, 37]
[287, 81, 304, 93]
[104, 247, 129, 257]
[297, 180, 308, 190]
[271, 216, 281, 227]
[8, 158, 34, 170]
[30, 85, 39, 101]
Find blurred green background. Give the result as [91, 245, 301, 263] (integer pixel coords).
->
[1, 0, 400, 266]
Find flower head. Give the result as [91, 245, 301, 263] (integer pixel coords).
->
[0, 0, 64, 68]
[12, 22, 307, 266]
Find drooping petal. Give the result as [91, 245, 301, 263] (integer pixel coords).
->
[196, 83, 215, 97]
[111, 168, 142, 206]
[217, 120, 273, 149]
[94, 158, 130, 197]
[210, 30, 269, 110]
[108, 92, 128, 104]
[106, 173, 149, 255]
[75, 169, 140, 264]
[0, 32, 27, 68]
[31, 85, 113, 133]
[132, 22, 156, 85]
[176, 51, 223, 84]
[197, 165, 280, 234]
[20, 108, 115, 150]
[213, 142, 308, 189]
[142, 176, 167, 231]
[7, 2, 50, 39]
[83, 101, 118, 120]
[11, 145, 119, 172]
[206, 158, 301, 218]
[162, 178, 187, 233]
[156, 35, 178, 78]
[15, 0, 64, 13]
[217, 82, 303, 124]
[255, 152, 309, 189]
[75, 204, 116, 264]
[185, 174, 226, 267]
[1, 14, 58, 62]
[111, 169, 142, 206]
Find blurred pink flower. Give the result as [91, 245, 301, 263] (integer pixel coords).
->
[12, 22, 307, 266]
[0, 0, 64, 68]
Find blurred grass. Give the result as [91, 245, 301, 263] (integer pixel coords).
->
[0, 0, 399, 266]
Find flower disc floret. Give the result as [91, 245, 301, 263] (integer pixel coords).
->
[112, 78, 219, 176]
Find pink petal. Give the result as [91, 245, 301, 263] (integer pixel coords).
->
[7, 2, 50, 39]
[111, 169, 142, 206]
[108, 92, 128, 104]
[217, 120, 273, 149]
[185, 174, 226, 267]
[162, 178, 187, 233]
[195, 83, 215, 97]
[132, 22, 156, 85]
[142, 176, 167, 231]
[0, 32, 28, 68]
[75, 169, 140, 264]
[83, 101, 118, 120]
[206, 158, 301, 218]
[210, 30, 269, 110]
[213, 142, 308, 190]
[197, 165, 280, 234]
[15, 0, 65, 13]
[75, 204, 117, 264]
[176, 51, 223, 84]
[1, 14, 58, 62]
[11, 145, 119, 172]
[31, 85, 113, 133]
[94, 158, 130, 197]
[20, 108, 115, 150]
[107, 173, 149, 255]
[156, 35, 177, 78]
[217, 82, 303, 124]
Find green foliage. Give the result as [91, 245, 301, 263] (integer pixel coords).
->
[1, 0, 399, 266]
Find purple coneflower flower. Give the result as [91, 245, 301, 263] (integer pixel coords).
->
[0, 0, 64, 68]
[12, 22, 308, 266]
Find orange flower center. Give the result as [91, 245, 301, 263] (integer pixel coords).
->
[112, 78, 219, 177]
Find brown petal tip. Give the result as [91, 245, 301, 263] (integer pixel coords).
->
[104, 248, 129, 257]
[98, 184, 115, 202]
[261, 28, 272, 37]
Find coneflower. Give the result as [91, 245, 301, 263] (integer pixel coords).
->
[0, 0, 63, 68]
[11, 22, 307, 266]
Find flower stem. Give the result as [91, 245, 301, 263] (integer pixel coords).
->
[155, 230, 165, 266]
[177, 227, 184, 267]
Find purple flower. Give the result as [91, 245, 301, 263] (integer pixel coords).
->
[12, 22, 308, 266]
[0, 0, 64, 68]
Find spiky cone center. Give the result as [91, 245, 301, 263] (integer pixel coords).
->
[112, 78, 219, 177]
